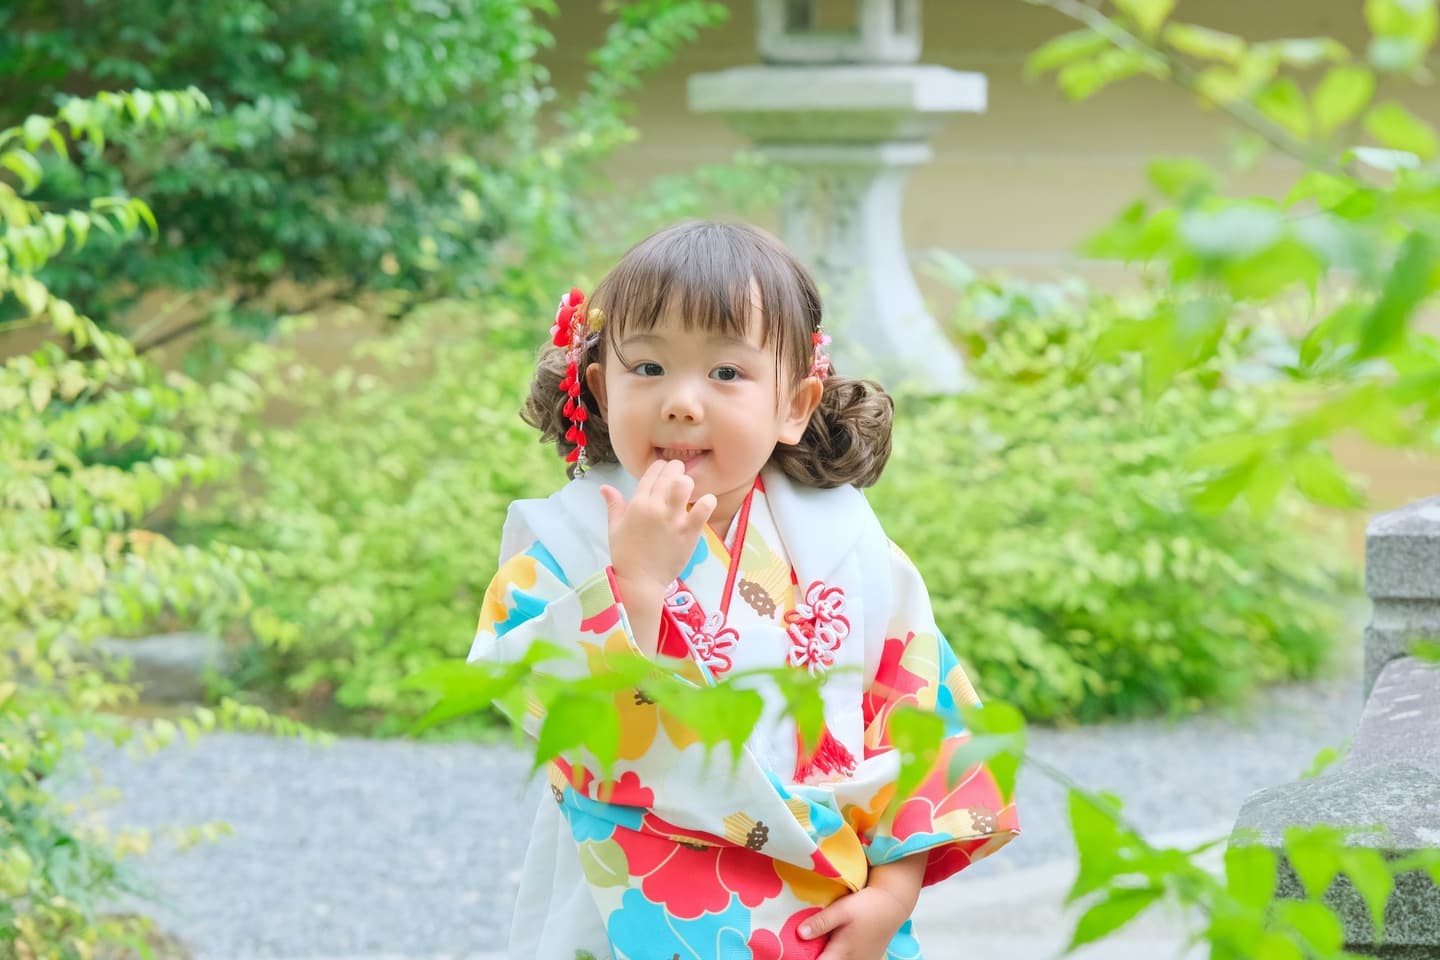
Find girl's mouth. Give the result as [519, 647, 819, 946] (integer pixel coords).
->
[656, 447, 708, 470]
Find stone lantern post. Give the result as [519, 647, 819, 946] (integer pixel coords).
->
[688, 0, 985, 391]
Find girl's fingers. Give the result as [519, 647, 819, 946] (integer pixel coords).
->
[633, 459, 667, 500]
[663, 471, 694, 512]
[685, 493, 717, 532]
[799, 902, 845, 940]
[599, 485, 626, 531]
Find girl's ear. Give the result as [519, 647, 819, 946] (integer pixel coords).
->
[584, 358, 608, 417]
[778, 376, 823, 445]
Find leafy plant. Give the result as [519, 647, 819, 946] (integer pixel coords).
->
[1, 91, 309, 958]
[870, 264, 1352, 722]
[0, 0, 731, 344]
[1023, 0, 1440, 510]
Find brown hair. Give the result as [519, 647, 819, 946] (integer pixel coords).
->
[521, 220, 894, 487]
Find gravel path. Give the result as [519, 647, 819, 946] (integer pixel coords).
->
[78, 660, 1365, 959]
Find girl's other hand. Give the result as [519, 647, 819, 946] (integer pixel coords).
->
[799, 885, 912, 960]
[601, 458, 716, 604]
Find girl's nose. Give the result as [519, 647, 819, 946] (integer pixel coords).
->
[662, 384, 703, 422]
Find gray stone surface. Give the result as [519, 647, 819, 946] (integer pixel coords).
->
[1365, 497, 1440, 693]
[757, 0, 921, 64]
[1233, 658, 1440, 954]
[93, 632, 229, 703]
[688, 9, 984, 392]
[1350, 656, 1440, 773]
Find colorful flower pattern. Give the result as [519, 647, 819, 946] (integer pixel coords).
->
[470, 482, 1019, 958]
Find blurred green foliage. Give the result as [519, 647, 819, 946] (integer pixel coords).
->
[873, 261, 1351, 722]
[0, 0, 732, 336]
[203, 262, 1351, 729]
[1026, 0, 1440, 513]
[0, 90, 315, 960]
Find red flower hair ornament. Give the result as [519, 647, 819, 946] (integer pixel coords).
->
[550, 287, 604, 476]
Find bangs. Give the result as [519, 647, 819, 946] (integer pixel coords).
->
[592, 221, 817, 379]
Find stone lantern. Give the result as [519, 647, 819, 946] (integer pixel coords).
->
[688, 0, 984, 391]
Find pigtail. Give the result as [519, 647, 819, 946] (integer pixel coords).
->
[521, 341, 615, 478]
[771, 373, 894, 489]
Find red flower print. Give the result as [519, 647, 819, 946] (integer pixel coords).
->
[785, 582, 849, 675]
[593, 770, 655, 807]
[746, 907, 825, 959]
[612, 814, 783, 919]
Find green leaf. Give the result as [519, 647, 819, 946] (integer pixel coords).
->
[1313, 65, 1375, 133]
[1163, 22, 1245, 62]
[1115, 0, 1175, 39]
[1284, 826, 1343, 899]
[1026, 29, 1111, 78]
[1066, 790, 1127, 903]
[1179, 205, 1283, 259]
[1276, 900, 1345, 955]
[1412, 639, 1440, 661]
[1146, 157, 1217, 201]
[947, 732, 1023, 805]
[1365, 102, 1439, 159]
[535, 693, 618, 771]
[1301, 745, 1343, 778]
[1340, 847, 1394, 940]
[1, 149, 43, 193]
[1255, 78, 1311, 139]
[1224, 844, 1278, 909]
[1292, 450, 1364, 507]
[888, 707, 946, 803]
[1273, 36, 1350, 67]
[1358, 231, 1437, 358]
[1350, 145, 1422, 170]
[1069, 886, 1164, 949]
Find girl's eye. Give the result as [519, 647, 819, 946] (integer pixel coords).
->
[634, 362, 664, 377]
[710, 366, 741, 382]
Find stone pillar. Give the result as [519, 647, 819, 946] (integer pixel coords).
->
[1231, 497, 1440, 957]
[687, 0, 984, 392]
[1363, 497, 1440, 695]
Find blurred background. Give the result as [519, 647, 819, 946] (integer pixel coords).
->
[3, 0, 1440, 956]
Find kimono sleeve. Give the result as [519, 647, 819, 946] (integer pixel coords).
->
[858, 543, 1020, 886]
[468, 536, 647, 737]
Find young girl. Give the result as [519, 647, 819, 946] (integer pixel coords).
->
[470, 220, 1018, 960]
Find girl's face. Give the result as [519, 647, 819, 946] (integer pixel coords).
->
[585, 303, 821, 533]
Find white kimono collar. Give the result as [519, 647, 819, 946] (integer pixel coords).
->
[545, 461, 869, 587]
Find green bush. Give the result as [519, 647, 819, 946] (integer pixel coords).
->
[209, 260, 1353, 729]
[870, 263, 1353, 722]
[0, 90, 306, 959]
[2, 0, 730, 333]
[189, 300, 558, 732]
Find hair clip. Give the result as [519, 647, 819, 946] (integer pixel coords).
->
[551, 288, 602, 476]
[810, 329, 832, 380]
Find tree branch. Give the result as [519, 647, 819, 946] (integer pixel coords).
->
[1028, 0, 1351, 178]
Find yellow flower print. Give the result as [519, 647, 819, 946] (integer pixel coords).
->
[477, 554, 539, 631]
[774, 857, 848, 906]
[897, 632, 941, 711]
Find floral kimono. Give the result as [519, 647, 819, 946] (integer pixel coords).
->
[470, 463, 1018, 960]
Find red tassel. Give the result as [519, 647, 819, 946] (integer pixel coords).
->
[573, 405, 588, 422]
[565, 447, 580, 463]
[793, 726, 858, 783]
[565, 425, 578, 442]
[563, 398, 576, 418]
[575, 429, 587, 446]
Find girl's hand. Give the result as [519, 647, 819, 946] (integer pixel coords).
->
[799, 885, 912, 960]
[801, 854, 925, 960]
[600, 459, 716, 654]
